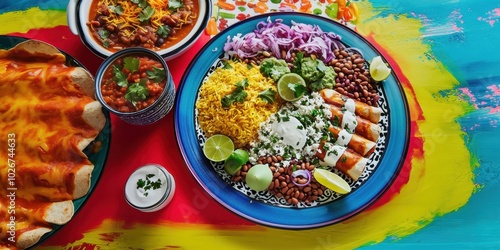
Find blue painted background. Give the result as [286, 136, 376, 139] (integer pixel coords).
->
[363, 0, 500, 248]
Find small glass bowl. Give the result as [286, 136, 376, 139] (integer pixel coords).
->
[124, 164, 176, 212]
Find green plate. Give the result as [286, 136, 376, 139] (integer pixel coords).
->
[0, 35, 111, 247]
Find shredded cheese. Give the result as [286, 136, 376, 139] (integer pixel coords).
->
[97, 0, 191, 38]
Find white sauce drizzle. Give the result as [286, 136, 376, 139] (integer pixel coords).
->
[320, 143, 347, 167]
[340, 98, 359, 133]
[341, 110, 358, 132]
[344, 98, 356, 113]
[335, 129, 353, 147]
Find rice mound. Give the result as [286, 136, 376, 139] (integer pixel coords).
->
[196, 60, 280, 148]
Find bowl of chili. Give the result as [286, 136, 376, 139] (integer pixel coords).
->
[67, 0, 210, 60]
[95, 47, 175, 125]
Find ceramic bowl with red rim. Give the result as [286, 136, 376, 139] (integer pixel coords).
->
[66, 0, 210, 60]
[95, 47, 175, 125]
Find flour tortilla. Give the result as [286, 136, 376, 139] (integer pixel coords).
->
[16, 228, 52, 250]
[329, 105, 381, 142]
[72, 165, 95, 199]
[320, 89, 382, 124]
[12, 201, 74, 249]
[44, 200, 75, 225]
[2, 39, 66, 63]
[329, 126, 377, 157]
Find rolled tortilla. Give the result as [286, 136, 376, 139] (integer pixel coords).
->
[329, 126, 376, 157]
[0, 39, 66, 63]
[15, 228, 52, 250]
[316, 142, 367, 181]
[14, 162, 93, 201]
[320, 89, 382, 124]
[330, 105, 381, 142]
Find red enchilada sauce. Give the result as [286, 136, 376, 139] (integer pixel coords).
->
[100, 55, 166, 112]
[87, 0, 199, 51]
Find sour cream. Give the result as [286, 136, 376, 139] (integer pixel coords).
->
[271, 116, 307, 149]
[344, 98, 356, 113]
[335, 129, 353, 147]
[124, 164, 175, 212]
[320, 142, 347, 167]
[341, 98, 358, 132]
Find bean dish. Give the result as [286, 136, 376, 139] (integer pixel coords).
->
[100, 54, 166, 112]
[87, 0, 199, 51]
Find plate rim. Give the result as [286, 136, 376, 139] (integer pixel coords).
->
[174, 12, 410, 229]
[0, 35, 112, 245]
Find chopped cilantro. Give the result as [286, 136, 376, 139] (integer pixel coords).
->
[136, 178, 146, 188]
[291, 52, 304, 75]
[123, 57, 139, 73]
[221, 79, 248, 108]
[136, 173, 163, 197]
[131, 0, 149, 8]
[288, 82, 307, 98]
[332, 116, 340, 127]
[222, 61, 233, 69]
[157, 25, 171, 38]
[168, 0, 184, 10]
[97, 29, 110, 40]
[258, 88, 277, 104]
[146, 67, 166, 83]
[108, 5, 124, 15]
[102, 40, 110, 49]
[112, 64, 129, 87]
[139, 6, 155, 22]
[125, 79, 150, 106]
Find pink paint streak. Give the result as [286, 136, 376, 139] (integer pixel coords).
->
[459, 87, 479, 109]
[487, 85, 500, 95]
[478, 8, 500, 27]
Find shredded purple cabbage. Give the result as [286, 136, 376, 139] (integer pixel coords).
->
[223, 17, 346, 63]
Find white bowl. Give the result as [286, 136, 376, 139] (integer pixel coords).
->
[67, 0, 210, 60]
[124, 164, 176, 212]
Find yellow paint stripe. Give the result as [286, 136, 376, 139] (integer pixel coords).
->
[0, 7, 67, 35]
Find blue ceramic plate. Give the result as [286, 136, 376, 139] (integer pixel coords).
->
[174, 13, 409, 229]
[0, 36, 111, 243]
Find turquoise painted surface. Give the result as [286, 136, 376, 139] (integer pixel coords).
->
[362, 0, 500, 248]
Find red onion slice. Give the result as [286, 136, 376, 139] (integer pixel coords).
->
[291, 169, 311, 187]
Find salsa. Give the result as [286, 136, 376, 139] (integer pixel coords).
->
[100, 55, 167, 112]
[87, 0, 199, 51]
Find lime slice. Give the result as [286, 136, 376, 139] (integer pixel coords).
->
[313, 168, 351, 194]
[224, 149, 249, 175]
[277, 73, 306, 102]
[369, 56, 391, 82]
[245, 164, 273, 191]
[203, 134, 234, 162]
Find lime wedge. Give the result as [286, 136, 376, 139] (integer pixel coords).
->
[277, 73, 306, 102]
[313, 168, 351, 194]
[245, 164, 273, 191]
[203, 134, 234, 162]
[369, 56, 391, 82]
[224, 149, 249, 175]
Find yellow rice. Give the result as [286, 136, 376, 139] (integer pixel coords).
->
[196, 60, 281, 148]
